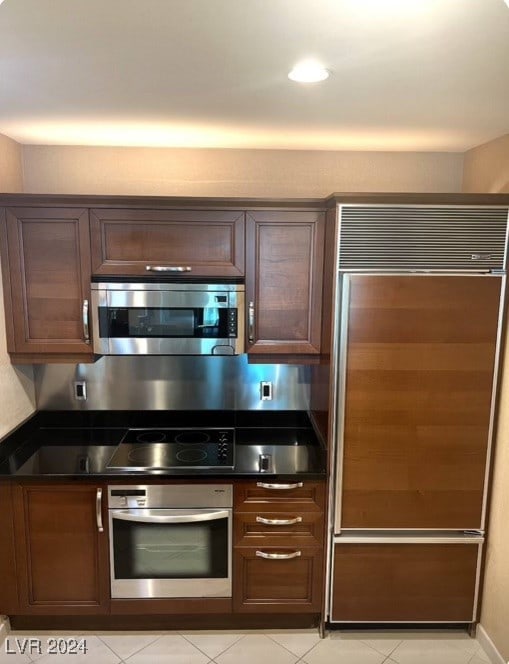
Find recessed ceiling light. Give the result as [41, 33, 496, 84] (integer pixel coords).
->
[288, 60, 330, 83]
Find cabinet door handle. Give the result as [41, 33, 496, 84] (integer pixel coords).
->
[145, 266, 192, 272]
[256, 482, 304, 490]
[82, 299, 90, 344]
[96, 488, 104, 533]
[256, 516, 303, 525]
[248, 301, 255, 343]
[255, 550, 302, 560]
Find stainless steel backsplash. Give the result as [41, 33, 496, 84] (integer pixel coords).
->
[34, 355, 310, 411]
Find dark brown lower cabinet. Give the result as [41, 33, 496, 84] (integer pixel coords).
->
[234, 547, 323, 613]
[0, 484, 20, 614]
[331, 541, 481, 622]
[13, 483, 110, 615]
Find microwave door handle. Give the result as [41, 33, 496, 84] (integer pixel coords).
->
[145, 266, 192, 272]
[111, 510, 230, 524]
[83, 299, 90, 344]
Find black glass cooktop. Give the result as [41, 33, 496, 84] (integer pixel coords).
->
[106, 428, 235, 470]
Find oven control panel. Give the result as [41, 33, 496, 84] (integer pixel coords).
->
[108, 484, 233, 509]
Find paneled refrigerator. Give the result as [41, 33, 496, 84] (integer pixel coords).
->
[328, 203, 509, 624]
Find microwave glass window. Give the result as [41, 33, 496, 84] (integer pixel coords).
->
[103, 307, 229, 338]
[112, 517, 228, 580]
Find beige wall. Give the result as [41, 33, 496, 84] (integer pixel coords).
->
[0, 256, 36, 440]
[481, 345, 509, 660]
[0, 133, 23, 193]
[0, 134, 36, 440]
[21, 145, 464, 196]
[462, 133, 509, 193]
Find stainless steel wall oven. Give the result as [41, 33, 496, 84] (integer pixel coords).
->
[108, 485, 232, 599]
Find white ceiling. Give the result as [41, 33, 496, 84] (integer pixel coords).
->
[0, 0, 508, 151]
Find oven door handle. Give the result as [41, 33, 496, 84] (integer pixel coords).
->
[110, 509, 230, 524]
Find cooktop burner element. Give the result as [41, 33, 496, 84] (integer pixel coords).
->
[136, 431, 166, 444]
[106, 428, 234, 470]
[175, 431, 210, 445]
[176, 448, 208, 463]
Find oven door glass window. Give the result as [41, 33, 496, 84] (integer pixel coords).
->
[100, 307, 229, 339]
[112, 510, 229, 580]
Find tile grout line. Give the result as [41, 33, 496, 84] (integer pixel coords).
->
[94, 634, 126, 662]
[97, 633, 161, 662]
[264, 631, 321, 661]
[179, 631, 247, 661]
[359, 638, 403, 659]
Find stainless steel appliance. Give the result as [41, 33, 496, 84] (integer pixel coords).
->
[107, 428, 234, 470]
[91, 281, 245, 356]
[108, 484, 232, 599]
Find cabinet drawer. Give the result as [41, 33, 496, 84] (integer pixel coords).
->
[90, 209, 245, 277]
[233, 547, 323, 613]
[235, 512, 324, 546]
[331, 541, 481, 622]
[234, 481, 325, 512]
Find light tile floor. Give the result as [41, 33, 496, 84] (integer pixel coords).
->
[0, 629, 492, 664]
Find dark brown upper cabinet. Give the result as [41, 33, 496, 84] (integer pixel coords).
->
[245, 210, 325, 354]
[0, 207, 93, 362]
[90, 209, 245, 277]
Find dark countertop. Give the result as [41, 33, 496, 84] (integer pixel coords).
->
[0, 411, 327, 480]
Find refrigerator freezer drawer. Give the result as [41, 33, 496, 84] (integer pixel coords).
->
[330, 538, 482, 623]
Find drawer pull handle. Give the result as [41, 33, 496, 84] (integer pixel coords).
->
[145, 266, 192, 272]
[256, 516, 303, 526]
[256, 482, 304, 490]
[256, 550, 302, 560]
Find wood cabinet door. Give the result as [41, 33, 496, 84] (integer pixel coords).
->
[233, 547, 323, 613]
[13, 484, 109, 614]
[90, 209, 245, 276]
[339, 274, 502, 530]
[0, 484, 20, 614]
[246, 211, 325, 354]
[331, 541, 480, 622]
[2, 207, 92, 355]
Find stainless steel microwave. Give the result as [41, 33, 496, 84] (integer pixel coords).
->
[91, 281, 245, 355]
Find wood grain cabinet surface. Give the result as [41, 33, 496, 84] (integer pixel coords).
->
[245, 210, 325, 354]
[233, 480, 325, 613]
[0, 484, 20, 614]
[13, 484, 110, 615]
[332, 542, 480, 622]
[339, 274, 501, 530]
[90, 209, 245, 277]
[0, 207, 93, 362]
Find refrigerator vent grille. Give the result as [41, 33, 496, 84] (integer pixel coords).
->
[338, 206, 508, 270]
